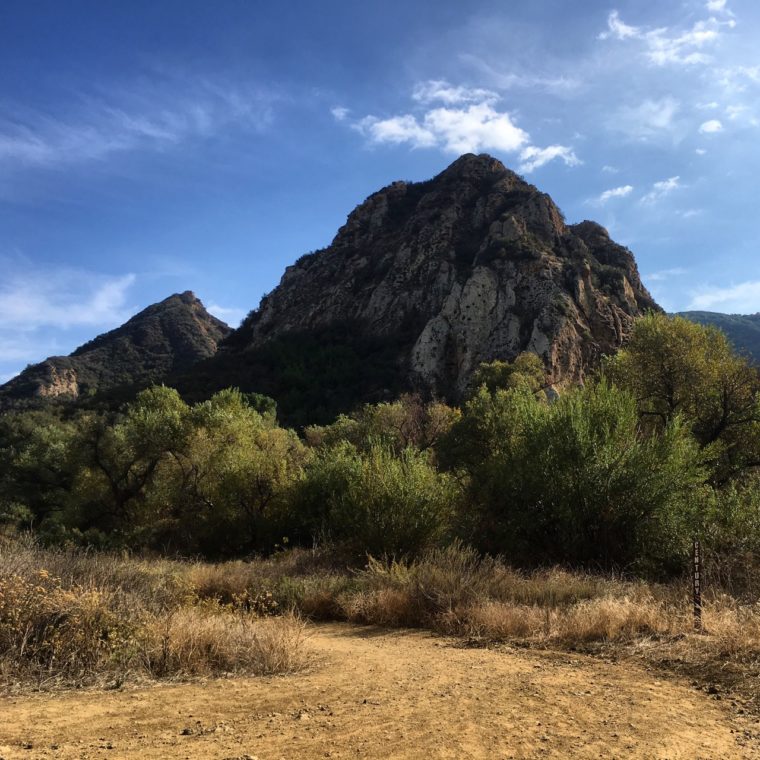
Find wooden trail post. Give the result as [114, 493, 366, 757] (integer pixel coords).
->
[693, 538, 703, 633]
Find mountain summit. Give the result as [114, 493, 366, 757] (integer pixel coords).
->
[0, 291, 230, 406]
[204, 153, 657, 420]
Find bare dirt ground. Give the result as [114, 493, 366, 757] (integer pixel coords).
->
[1, 623, 758, 759]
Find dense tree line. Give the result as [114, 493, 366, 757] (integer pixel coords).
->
[2, 313, 760, 578]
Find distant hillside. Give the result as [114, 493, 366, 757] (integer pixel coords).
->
[0, 291, 230, 407]
[676, 311, 760, 362]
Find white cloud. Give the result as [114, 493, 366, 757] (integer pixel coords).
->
[695, 148, 708, 155]
[706, 0, 729, 12]
[349, 80, 580, 173]
[595, 184, 634, 204]
[331, 106, 350, 122]
[646, 267, 688, 282]
[355, 114, 438, 149]
[412, 80, 498, 105]
[602, 165, 619, 174]
[207, 303, 246, 326]
[518, 145, 580, 173]
[599, 10, 640, 40]
[0, 80, 275, 170]
[355, 102, 529, 155]
[0, 266, 136, 330]
[641, 176, 681, 204]
[689, 281, 760, 312]
[699, 119, 723, 133]
[424, 103, 530, 154]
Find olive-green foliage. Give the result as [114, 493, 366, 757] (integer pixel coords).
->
[471, 352, 546, 394]
[0, 408, 81, 531]
[442, 381, 707, 573]
[173, 388, 307, 555]
[605, 313, 760, 483]
[2, 335, 760, 577]
[699, 481, 760, 594]
[22, 387, 308, 556]
[304, 394, 460, 454]
[291, 443, 458, 557]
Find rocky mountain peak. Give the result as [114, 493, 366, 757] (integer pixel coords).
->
[206, 153, 658, 422]
[1, 292, 231, 406]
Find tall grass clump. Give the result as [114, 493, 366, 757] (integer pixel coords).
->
[0, 540, 309, 691]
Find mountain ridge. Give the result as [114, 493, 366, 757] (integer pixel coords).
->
[1, 154, 671, 422]
[0, 291, 230, 407]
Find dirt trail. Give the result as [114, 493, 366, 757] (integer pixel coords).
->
[1, 622, 757, 759]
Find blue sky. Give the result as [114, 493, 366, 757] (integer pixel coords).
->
[2, 0, 760, 382]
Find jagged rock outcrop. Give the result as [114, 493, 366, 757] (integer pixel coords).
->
[0, 291, 230, 406]
[224, 154, 657, 405]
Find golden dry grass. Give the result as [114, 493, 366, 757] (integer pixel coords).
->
[0, 541, 310, 690]
[3, 538, 760, 702]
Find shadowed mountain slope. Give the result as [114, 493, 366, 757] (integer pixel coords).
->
[0, 291, 230, 408]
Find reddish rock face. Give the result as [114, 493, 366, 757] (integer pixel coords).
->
[236, 153, 658, 398]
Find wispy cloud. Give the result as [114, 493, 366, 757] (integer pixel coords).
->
[0, 261, 139, 379]
[354, 102, 529, 154]
[689, 280, 760, 312]
[599, 10, 733, 66]
[0, 79, 275, 171]
[518, 145, 580, 173]
[347, 80, 579, 173]
[610, 97, 681, 141]
[646, 267, 688, 282]
[456, 56, 582, 95]
[331, 106, 350, 122]
[594, 184, 634, 204]
[411, 80, 498, 105]
[0, 263, 137, 330]
[641, 176, 681, 204]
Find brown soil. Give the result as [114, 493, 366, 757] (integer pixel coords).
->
[1, 623, 758, 759]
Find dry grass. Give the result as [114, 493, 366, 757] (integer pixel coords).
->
[3, 538, 760, 703]
[139, 607, 307, 678]
[0, 540, 310, 691]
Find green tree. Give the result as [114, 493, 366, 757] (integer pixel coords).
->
[291, 442, 458, 557]
[174, 388, 307, 555]
[0, 409, 81, 532]
[442, 381, 707, 573]
[605, 313, 760, 482]
[73, 386, 190, 537]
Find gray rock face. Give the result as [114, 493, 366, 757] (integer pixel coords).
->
[237, 154, 658, 398]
